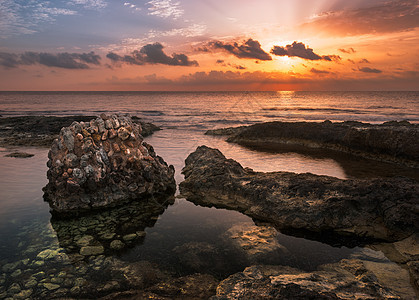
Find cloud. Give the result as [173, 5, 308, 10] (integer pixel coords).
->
[359, 58, 371, 63]
[0, 0, 77, 38]
[0, 51, 101, 69]
[304, 0, 419, 36]
[107, 42, 198, 66]
[359, 67, 382, 73]
[339, 48, 356, 54]
[147, 0, 183, 19]
[347, 59, 355, 64]
[271, 42, 340, 61]
[310, 68, 330, 74]
[202, 39, 272, 61]
[147, 24, 207, 38]
[70, 0, 107, 10]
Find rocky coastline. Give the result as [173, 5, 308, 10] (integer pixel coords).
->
[0, 115, 160, 147]
[206, 120, 419, 168]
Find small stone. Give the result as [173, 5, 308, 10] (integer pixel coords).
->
[112, 143, 120, 153]
[14, 289, 33, 299]
[81, 128, 91, 137]
[118, 127, 130, 140]
[123, 234, 137, 242]
[37, 249, 61, 260]
[80, 245, 104, 256]
[43, 283, 60, 290]
[108, 128, 117, 139]
[67, 168, 73, 175]
[76, 133, 83, 141]
[101, 233, 116, 240]
[8, 283, 21, 294]
[64, 153, 79, 168]
[136, 231, 146, 238]
[110, 240, 125, 250]
[105, 119, 113, 129]
[24, 279, 38, 288]
[11, 269, 22, 277]
[76, 235, 94, 247]
[62, 128, 74, 152]
[101, 130, 108, 141]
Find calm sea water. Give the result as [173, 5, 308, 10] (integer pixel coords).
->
[0, 91, 418, 298]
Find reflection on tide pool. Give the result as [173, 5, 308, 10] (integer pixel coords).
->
[0, 127, 417, 298]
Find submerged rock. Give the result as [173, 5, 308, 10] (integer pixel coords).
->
[43, 114, 175, 215]
[51, 195, 172, 258]
[4, 151, 34, 158]
[212, 260, 402, 299]
[180, 146, 419, 243]
[206, 120, 419, 168]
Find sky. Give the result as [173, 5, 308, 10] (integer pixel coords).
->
[0, 0, 418, 91]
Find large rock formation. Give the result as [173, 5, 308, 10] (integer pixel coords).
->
[180, 146, 418, 243]
[43, 114, 175, 215]
[206, 121, 419, 168]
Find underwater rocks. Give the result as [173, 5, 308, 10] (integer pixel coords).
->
[43, 114, 175, 215]
[180, 146, 419, 243]
[0, 115, 161, 147]
[212, 260, 402, 299]
[4, 151, 34, 158]
[51, 196, 172, 258]
[206, 120, 419, 168]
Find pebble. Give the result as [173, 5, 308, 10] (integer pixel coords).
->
[43, 283, 60, 290]
[8, 283, 21, 294]
[80, 245, 104, 256]
[110, 240, 125, 250]
[11, 269, 22, 277]
[122, 234, 137, 242]
[14, 289, 32, 299]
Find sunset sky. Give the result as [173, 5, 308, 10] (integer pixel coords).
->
[0, 0, 418, 91]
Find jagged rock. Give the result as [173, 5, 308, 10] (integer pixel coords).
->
[43, 114, 175, 215]
[180, 146, 419, 243]
[212, 260, 402, 299]
[206, 120, 419, 168]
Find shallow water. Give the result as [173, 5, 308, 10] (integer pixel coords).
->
[0, 91, 418, 298]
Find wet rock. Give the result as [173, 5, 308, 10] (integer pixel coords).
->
[225, 223, 288, 263]
[8, 283, 21, 294]
[180, 146, 419, 243]
[110, 240, 125, 250]
[43, 114, 175, 215]
[80, 245, 104, 256]
[212, 260, 401, 299]
[4, 151, 34, 158]
[206, 120, 419, 167]
[14, 289, 33, 299]
[51, 197, 172, 256]
[43, 283, 60, 290]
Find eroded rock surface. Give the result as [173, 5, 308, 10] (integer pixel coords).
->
[43, 114, 175, 215]
[206, 120, 419, 168]
[212, 260, 402, 299]
[180, 146, 418, 243]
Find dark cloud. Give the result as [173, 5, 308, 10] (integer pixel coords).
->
[303, 0, 419, 36]
[271, 42, 340, 61]
[107, 42, 198, 66]
[310, 68, 330, 74]
[339, 48, 356, 54]
[359, 58, 371, 63]
[202, 39, 272, 61]
[359, 67, 382, 73]
[347, 59, 355, 64]
[216, 59, 224, 64]
[0, 51, 101, 69]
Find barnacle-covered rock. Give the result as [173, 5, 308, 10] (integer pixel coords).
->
[43, 114, 175, 215]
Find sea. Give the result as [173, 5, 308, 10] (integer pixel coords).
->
[0, 91, 418, 298]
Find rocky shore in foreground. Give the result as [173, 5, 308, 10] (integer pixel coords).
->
[206, 120, 419, 168]
[0, 115, 160, 147]
[180, 146, 419, 298]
